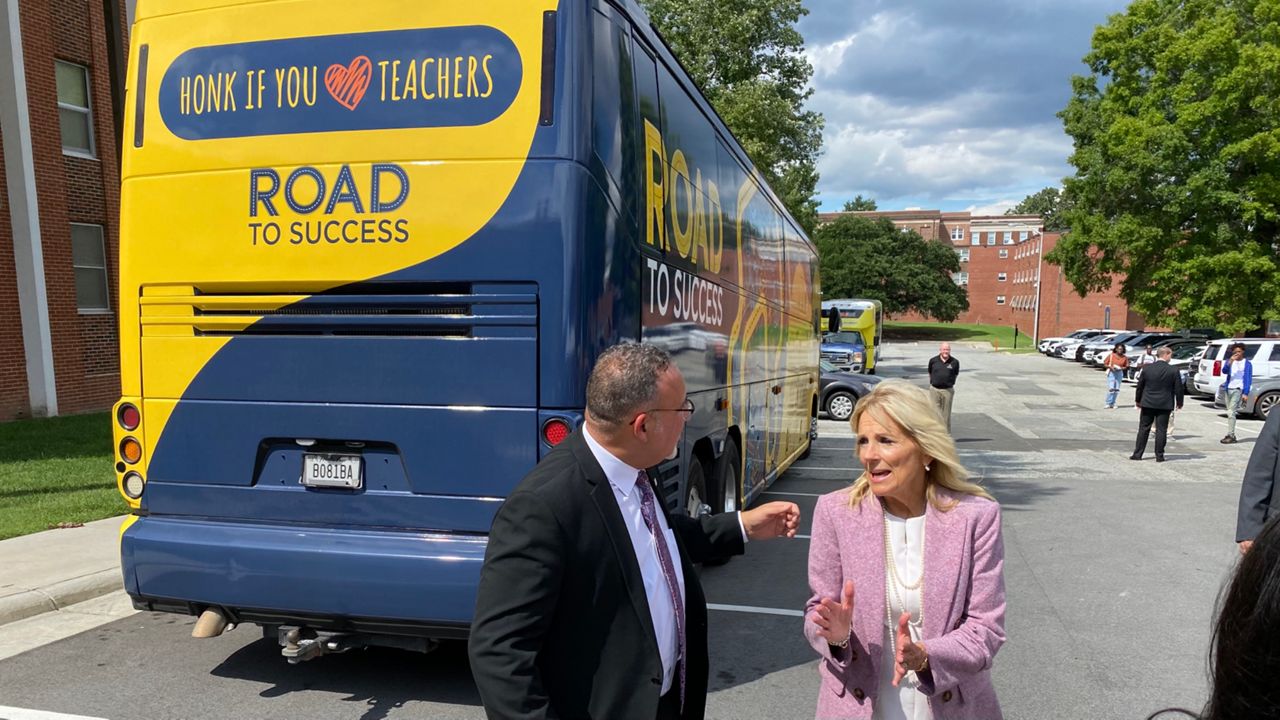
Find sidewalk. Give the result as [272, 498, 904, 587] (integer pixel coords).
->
[0, 516, 126, 627]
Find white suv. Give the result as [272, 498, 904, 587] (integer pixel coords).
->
[1192, 338, 1280, 396]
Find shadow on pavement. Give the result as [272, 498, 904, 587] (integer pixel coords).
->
[210, 637, 480, 720]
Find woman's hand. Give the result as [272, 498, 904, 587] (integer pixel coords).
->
[892, 611, 929, 687]
[810, 579, 855, 647]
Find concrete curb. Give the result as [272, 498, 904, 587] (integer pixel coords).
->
[0, 569, 124, 627]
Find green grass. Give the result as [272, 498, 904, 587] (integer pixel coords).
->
[0, 412, 123, 540]
[884, 321, 1036, 351]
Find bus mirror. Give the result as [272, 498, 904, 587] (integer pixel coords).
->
[826, 308, 842, 334]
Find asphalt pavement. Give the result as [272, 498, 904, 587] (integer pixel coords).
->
[0, 341, 1259, 719]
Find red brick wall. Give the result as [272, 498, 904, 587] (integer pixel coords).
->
[0, 0, 125, 420]
[0, 134, 28, 419]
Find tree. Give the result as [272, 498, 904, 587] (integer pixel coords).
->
[1051, 0, 1280, 335]
[640, 0, 824, 233]
[1006, 187, 1071, 231]
[842, 195, 877, 212]
[815, 216, 969, 321]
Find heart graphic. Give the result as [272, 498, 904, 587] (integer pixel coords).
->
[325, 56, 372, 111]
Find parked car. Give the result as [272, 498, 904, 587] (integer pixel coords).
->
[1078, 332, 1140, 363]
[820, 331, 867, 373]
[819, 360, 882, 421]
[1214, 376, 1280, 419]
[1129, 342, 1207, 383]
[1039, 329, 1107, 354]
[1058, 331, 1124, 359]
[1087, 332, 1190, 367]
[1193, 338, 1280, 397]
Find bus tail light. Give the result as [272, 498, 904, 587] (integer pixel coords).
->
[541, 418, 571, 446]
[122, 472, 145, 499]
[120, 437, 142, 464]
[118, 403, 140, 430]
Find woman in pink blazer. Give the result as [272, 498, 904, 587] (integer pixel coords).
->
[805, 380, 1006, 719]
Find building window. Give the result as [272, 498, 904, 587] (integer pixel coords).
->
[986, 232, 996, 245]
[996, 295, 1006, 305]
[997, 272, 1007, 282]
[951, 227, 964, 241]
[1020, 230, 1029, 241]
[71, 223, 109, 311]
[952, 272, 969, 286]
[999, 249, 1008, 258]
[971, 231, 980, 246]
[1002, 231, 1014, 245]
[957, 248, 970, 262]
[56, 61, 95, 157]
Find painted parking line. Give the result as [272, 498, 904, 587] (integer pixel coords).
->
[707, 603, 804, 618]
[0, 707, 110, 720]
[762, 491, 823, 497]
[785, 466, 853, 472]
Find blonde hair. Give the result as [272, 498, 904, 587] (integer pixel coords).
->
[847, 380, 993, 510]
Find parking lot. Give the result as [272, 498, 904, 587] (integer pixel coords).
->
[0, 341, 1259, 719]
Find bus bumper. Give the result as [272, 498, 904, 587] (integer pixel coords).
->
[121, 516, 486, 637]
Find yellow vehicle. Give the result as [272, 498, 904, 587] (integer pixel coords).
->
[821, 299, 884, 373]
[110, 0, 820, 658]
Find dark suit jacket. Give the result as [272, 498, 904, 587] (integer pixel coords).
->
[1237, 407, 1280, 542]
[468, 430, 746, 720]
[1134, 360, 1183, 411]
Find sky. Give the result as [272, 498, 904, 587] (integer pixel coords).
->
[797, 0, 1130, 215]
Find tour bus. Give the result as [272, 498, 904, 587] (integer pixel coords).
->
[112, 0, 821, 659]
[821, 299, 883, 373]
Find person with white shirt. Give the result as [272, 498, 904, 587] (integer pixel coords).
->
[469, 342, 800, 720]
[1221, 343, 1253, 444]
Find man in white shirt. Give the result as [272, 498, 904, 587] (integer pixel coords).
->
[470, 343, 801, 720]
[1221, 343, 1253, 444]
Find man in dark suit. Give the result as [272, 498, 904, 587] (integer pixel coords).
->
[1131, 345, 1184, 462]
[1236, 406, 1280, 554]
[468, 343, 801, 720]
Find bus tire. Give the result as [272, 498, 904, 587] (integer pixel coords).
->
[799, 415, 816, 460]
[684, 459, 710, 519]
[703, 439, 741, 567]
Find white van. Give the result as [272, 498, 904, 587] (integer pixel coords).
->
[1192, 338, 1280, 396]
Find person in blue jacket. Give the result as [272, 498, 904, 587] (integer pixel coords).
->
[1221, 343, 1252, 444]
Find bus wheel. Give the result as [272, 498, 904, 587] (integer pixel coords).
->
[714, 439, 741, 515]
[799, 416, 816, 460]
[702, 439, 741, 567]
[684, 460, 710, 519]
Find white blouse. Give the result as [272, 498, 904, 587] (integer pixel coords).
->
[874, 512, 931, 720]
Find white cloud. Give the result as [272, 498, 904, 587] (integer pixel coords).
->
[798, 0, 1129, 212]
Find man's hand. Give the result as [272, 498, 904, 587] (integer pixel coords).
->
[1240, 539, 1254, 555]
[741, 501, 800, 540]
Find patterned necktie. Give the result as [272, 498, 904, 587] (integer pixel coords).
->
[634, 469, 686, 711]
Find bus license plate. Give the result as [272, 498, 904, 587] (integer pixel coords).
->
[301, 453, 363, 489]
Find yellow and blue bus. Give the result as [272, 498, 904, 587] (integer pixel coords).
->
[821, 298, 883, 373]
[111, 0, 820, 656]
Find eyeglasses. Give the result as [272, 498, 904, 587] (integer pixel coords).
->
[641, 398, 695, 418]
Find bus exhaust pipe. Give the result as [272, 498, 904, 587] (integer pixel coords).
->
[191, 607, 232, 638]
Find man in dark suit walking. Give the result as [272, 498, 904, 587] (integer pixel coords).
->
[1131, 345, 1184, 462]
[468, 343, 801, 720]
[1236, 406, 1280, 554]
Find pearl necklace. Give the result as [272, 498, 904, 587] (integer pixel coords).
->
[884, 512, 924, 664]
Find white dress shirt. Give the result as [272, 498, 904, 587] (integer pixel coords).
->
[583, 426, 686, 695]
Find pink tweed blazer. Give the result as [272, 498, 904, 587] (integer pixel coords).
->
[804, 488, 1006, 720]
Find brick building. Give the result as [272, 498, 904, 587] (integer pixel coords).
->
[818, 209, 1151, 341]
[1, 0, 128, 420]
